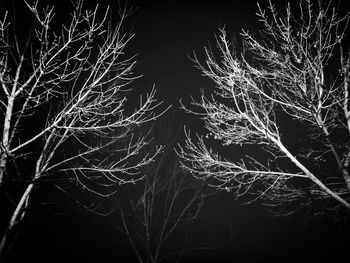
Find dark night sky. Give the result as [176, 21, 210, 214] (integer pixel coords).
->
[132, 0, 259, 103]
[2, 0, 350, 262]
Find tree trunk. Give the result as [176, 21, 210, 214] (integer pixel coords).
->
[0, 183, 34, 263]
[0, 93, 16, 191]
[0, 153, 6, 191]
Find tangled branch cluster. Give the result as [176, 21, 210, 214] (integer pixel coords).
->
[178, 0, 350, 211]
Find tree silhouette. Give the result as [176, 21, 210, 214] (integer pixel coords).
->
[178, 0, 350, 214]
[116, 121, 217, 263]
[0, 0, 165, 260]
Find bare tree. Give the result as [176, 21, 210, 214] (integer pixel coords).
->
[0, 0, 166, 260]
[115, 122, 217, 263]
[177, 0, 350, 214]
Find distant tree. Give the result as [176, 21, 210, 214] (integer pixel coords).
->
[115, 122, 217, 263]
[178, 0, 350, 214]
[0, 0, 165, 260]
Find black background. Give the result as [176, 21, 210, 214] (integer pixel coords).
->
[1, 0, 350, 262]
